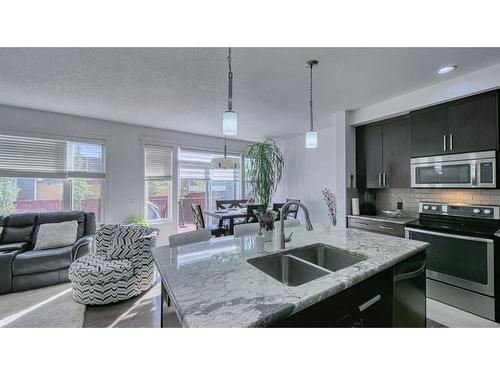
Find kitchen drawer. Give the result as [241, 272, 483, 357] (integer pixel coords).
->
[347, 217, 405, 238]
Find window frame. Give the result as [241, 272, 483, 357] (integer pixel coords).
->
[143, 143, 174, 224]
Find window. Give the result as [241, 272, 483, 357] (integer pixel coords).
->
[145, 144, 172, 221]
[0, 134, 106, 221]
[243, 157, 255, 200]
[178, 148, 241, 227]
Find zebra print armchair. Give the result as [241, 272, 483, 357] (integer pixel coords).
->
[69, 224, 159, 305]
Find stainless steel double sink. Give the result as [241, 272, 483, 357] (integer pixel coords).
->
[247, 244, 365, 287]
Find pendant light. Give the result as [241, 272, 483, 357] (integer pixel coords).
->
[211, 136, 240, 169]
[305, 59, 318, 148]
[223, 47, 237, 136]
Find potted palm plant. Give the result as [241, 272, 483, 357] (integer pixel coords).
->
[244, 139, 284, 240]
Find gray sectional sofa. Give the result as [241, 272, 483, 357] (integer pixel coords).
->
[0, 211, 95, 294]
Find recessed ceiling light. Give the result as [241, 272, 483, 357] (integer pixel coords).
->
[436, 65, 457, 75]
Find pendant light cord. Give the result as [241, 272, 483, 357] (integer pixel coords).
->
[228, 47, 233, 111]
[309, 62, 314, 132]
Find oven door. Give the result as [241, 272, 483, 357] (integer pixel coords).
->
[411, 159, 474, 188]
[405, 228, 494, 296]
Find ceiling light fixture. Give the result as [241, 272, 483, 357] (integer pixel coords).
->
[211, 136, 240, 169]
[222, 47, 237, 136]
[305, 59, 318, 148]
[437, 65, 457, 75]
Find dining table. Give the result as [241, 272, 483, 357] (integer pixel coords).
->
[203, 208, 247, 235]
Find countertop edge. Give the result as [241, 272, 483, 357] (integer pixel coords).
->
[346, 214, 417, 225]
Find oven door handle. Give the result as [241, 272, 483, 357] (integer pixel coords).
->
[405, 227, 494, 243]
[394, 262, 426, 282]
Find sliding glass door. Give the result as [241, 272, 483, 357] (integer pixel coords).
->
[177, 148, 241, 231]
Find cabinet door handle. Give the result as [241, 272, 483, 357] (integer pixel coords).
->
[449, 133, 453, 151]
[358, 294, 381, 312]
[379, 225, 394, 230]
[382, 173, 387, 186]
[443, 134, 447, 151]
[378, 173, 382, 186]
[354, 221, 369, 226]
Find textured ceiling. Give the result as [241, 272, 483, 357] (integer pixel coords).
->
[1, 47, 500, 141]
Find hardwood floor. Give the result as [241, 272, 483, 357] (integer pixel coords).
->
[84, 280, 180, 328]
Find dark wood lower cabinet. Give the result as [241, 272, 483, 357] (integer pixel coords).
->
[271, 268, 394, 327]
[271, 251, 427, 328]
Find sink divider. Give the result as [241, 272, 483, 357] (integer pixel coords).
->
[283, 254, 334, 274]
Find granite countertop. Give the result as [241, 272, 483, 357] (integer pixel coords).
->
[346, 214, 417, 225]
[152, 225, 428, 328]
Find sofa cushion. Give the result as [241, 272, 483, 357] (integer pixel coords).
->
[32, 211, 86, 247]
[12, 246, 73, 276]
[0, 242, 29, 253]
[33, 221, 78, 251]
[69, 255, 133, 284]
[0, 213, 37, 245]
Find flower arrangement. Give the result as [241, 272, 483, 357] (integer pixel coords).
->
[321, 188, 337, 226]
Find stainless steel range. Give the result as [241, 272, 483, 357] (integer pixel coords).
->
[405, 202, 500, 321]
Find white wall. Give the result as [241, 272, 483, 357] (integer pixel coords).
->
[276, 111, 350, 227]
[0, 104, 251, 245]
[350, 62, 500, 126]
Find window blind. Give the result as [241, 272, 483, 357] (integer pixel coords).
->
[0, 135, 67, 178]
[145, 145, 173, 180]
[178, 148, 241, 181]
[0, 134, 106, 179]
[68, 141, 106, 178]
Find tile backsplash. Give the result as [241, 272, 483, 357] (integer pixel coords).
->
[375, 188, 500, 216]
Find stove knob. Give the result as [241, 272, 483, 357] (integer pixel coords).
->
[473, 208, 481, 214]
[484, 209, 492, 215]
[431, 206, 438, 211]
[423, 205, 430, 210]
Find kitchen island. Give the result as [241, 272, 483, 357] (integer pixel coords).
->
[152, 225, 429, 327]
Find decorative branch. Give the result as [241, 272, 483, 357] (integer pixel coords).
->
[321, 188, 337, 226]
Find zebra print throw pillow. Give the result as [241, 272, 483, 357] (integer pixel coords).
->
[106, 226, 144, 260]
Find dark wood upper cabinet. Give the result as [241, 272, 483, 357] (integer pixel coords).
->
[448, 92, 498, 154]
[410, 91, 499, 157]
[410, 106, 448, 157]
[356, 123, 383, 189]
[356, 115, 410, 189]
[383, 116, 411, 188]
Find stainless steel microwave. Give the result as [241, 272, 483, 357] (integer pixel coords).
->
[411, 151, 496, 188]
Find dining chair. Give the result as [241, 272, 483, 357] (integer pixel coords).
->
[215, 199, 248, 209]
[272, 202, 285, 221]
[233, 218, 301, 237]
[168, 228, 212, 247]
[233, 222, 260, 237]
[190, 204, 227, 237]
[285, 199, 301, 219]
[215, 199, 248, 227]
[245, 204, 267, 223]
[284, 218, 301, 227]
